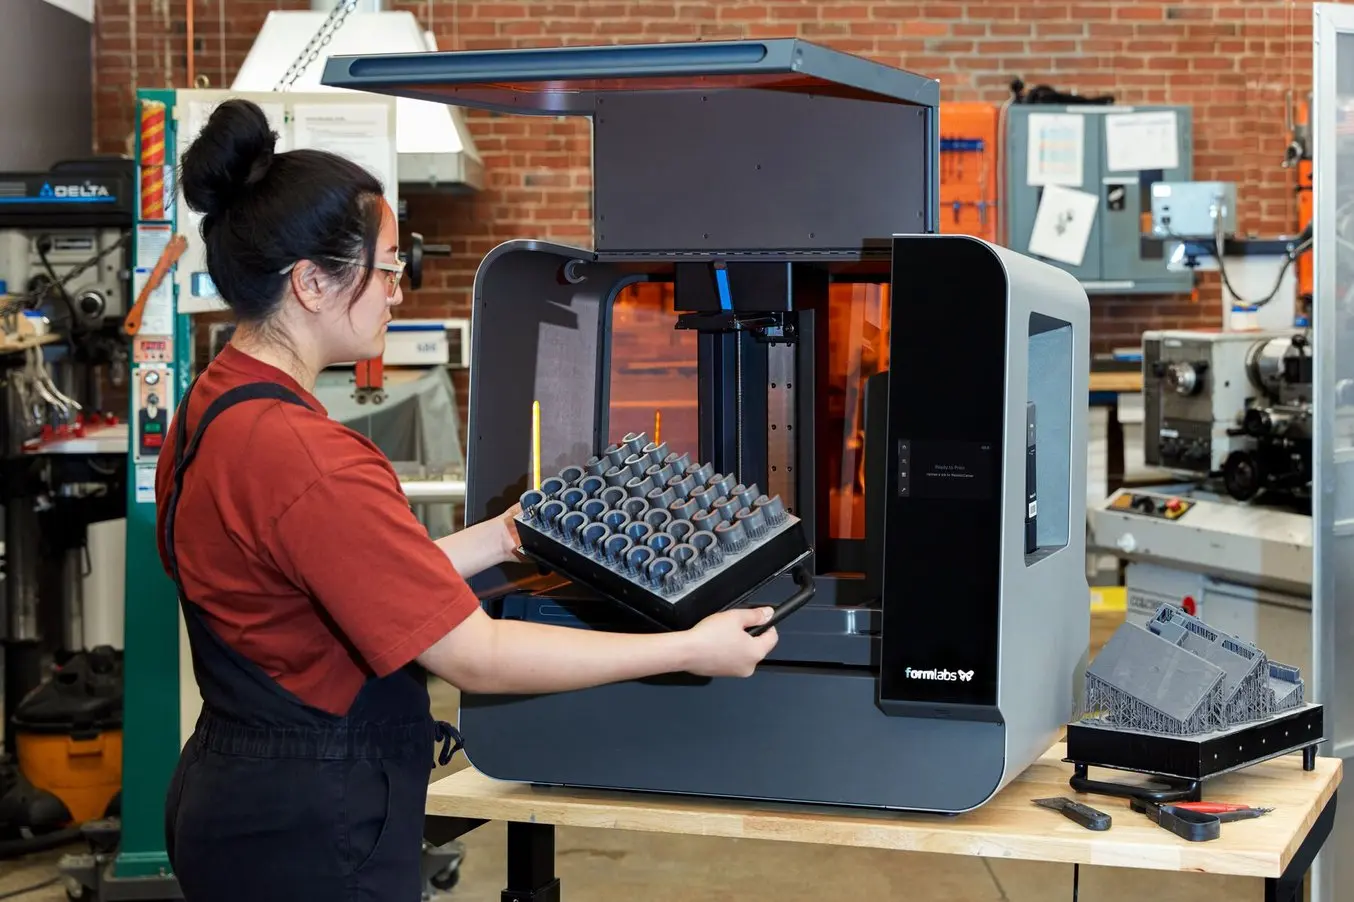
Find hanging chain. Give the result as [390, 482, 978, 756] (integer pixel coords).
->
[274, 0, 360, 92]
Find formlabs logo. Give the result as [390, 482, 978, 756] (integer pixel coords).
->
[905, 667, 975, 682]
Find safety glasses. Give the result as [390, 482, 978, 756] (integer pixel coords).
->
[280, 255, 406, 298]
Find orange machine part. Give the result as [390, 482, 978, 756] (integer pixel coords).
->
[139, 99, 167, 220]
[938, 102, 1000, 244]
[356, 356, 384, 391]
[17, 729, 123, 825]
[140, 168, 165, 220]
[1297, 158, 1312, 302]
[1295, 100, 1313, 308]
[139, 99, 165, 168]
[123, 234, 187, 336]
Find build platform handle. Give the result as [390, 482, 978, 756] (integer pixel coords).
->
[747, 564, 815, 636]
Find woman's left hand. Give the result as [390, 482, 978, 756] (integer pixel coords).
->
[498, 502, 525, 563]
[432, 501, 527, 577]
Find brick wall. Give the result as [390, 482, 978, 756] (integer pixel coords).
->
[92, 0, 1321, 352]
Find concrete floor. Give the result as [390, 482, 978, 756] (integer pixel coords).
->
[0, 612, 1266, 901]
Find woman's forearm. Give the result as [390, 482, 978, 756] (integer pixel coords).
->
[417, 504, 776, 692]
[417, 608, 694, 694]
[434, 518, 513, 578]
[477, 619, 694, 693]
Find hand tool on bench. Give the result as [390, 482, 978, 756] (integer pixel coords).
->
[1129, 798, 1273, 841]
[1032, 797, 1112, 831]
[1167, 801, 1274, 818]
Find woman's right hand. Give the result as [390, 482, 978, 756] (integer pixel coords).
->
[681, 607, 780, 678]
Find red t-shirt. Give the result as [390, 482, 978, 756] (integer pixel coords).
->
[154, 344, 480, 716]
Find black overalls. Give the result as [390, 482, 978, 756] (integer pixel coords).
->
[160, 379, 461, 902]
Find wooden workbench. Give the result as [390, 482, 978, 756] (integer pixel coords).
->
[425, 742, 1340, 902]
[1089, 370, 1143, 393]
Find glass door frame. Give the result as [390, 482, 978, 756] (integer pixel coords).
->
[1311, 5, 1354, 900]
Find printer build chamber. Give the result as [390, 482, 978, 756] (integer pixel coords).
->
[321, 39, 1092, 813]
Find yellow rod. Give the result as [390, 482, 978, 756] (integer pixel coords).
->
[654, 409, 662, 444]
[532, 400, 541, 490]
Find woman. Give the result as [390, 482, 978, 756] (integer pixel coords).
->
[157, 99, 778, 902]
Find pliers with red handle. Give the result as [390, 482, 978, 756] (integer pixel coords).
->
[1169, 802, 1274, 816]
[1130, 798, 1273, 841]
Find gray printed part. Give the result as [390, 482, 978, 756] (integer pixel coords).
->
[514, 432, 808, 613]
[1081, 602, 1308, 736]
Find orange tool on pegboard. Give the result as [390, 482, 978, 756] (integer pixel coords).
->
[140, 99, 167, 220]
[1291, 98, 1313, 313]
[123, 235, 187, 336]
[938, 102, 1000, 244]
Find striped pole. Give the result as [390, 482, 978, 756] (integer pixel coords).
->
[139, 99, 167, 220]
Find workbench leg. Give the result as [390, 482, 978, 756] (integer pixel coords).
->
[1106, 397, 1125, 495]
[503, 822, 560, 902]
[1264, 792, 1337, 902]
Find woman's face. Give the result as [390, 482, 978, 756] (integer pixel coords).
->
[319, 198, 404, 364]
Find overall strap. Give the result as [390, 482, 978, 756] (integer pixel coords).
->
[163, 379, 312, 588]
[174, 382, 313, 479]
[160, 377, 456, 764]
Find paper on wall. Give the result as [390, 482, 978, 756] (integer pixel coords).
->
[1026, 112, 1084, 187]
[132, 223, 176, 335]
[132, 268, 174, 336]
[1027, 185, 1098, 267]
[134, 464, 156, 505]
[291, 104, 397, 214]
[135, 223, 173, 267]
[1104, 110, 1179, 172]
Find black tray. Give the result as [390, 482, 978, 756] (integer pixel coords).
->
[517, 515, 812, 631]
[1065, 703, 1325, 802]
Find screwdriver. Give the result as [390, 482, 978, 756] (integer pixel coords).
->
[1031, 797, 1112, 831]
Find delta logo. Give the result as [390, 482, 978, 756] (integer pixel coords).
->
[39, 182, 111, 199]
[905, 667, 975, 682]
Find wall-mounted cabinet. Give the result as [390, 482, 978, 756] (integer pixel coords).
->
[1004, 104, 1194, 295]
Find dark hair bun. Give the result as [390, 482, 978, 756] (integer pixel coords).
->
[180, 98, 277, 220]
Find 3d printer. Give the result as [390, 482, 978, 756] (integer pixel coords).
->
[324, 40, 1091, 813]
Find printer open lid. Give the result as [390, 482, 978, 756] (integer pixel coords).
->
[318, 37, 939, 115]
[233, 7, 484, 194]
[321, 39, 939, 257]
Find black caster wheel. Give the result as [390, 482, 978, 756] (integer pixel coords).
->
[430, 866, 460, 892]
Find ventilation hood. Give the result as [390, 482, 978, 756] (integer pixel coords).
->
[232, 6, 483, 194]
